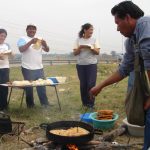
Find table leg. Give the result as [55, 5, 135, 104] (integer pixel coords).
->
[54, 85, 61, 111]
[7, 87, 12, 105]
[20, 89, 25, 108]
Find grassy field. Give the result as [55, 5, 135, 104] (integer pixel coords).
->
[0, 64, 143, 149]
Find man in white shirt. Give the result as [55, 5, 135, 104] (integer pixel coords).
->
[17, 24, 49, 108]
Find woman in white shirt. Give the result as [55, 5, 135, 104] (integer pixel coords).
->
[0, 29, 11, 111]
[73, 23, 100, 108]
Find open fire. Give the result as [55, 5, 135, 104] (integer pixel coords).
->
[67, 144, 79, 150]
[21, 125, 139, 150]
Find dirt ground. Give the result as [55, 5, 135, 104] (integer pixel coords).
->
[0, 126, 144, 150]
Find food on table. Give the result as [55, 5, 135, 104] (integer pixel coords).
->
[32, 79, 45, 86]
[44, 79, 53, 85]
[32, 78, 53, 86]
[12, 80, 31, 86]
[97, 110, 113, 120]
[11, 78, 53, 87]
[49, 127, 89, 136]
[0, 49, 12, 55]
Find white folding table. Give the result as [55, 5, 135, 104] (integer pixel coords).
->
[1, 83, 61, 111]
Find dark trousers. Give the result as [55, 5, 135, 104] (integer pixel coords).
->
[21, 67, 49, 107]
[143, 108, 150, 150]
[0, 68, 9, 110]
[76, 64, 97, 107]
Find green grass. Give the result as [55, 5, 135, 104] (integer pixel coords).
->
[8, 64, 127, 125]
[0, 64, 143, 149]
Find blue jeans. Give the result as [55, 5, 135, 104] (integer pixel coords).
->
[143, 108, 150, 150]
[0, 68, 9, 110]
[76, 64, 97, 107]
[21, 67, 49, 107]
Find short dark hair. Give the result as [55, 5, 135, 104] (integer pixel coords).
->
[0, 28, 7, 36]
[78, 23, 93, 38]
[111, 1, 144, 19]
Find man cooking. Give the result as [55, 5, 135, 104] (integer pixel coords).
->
[90, 1, 150, 149]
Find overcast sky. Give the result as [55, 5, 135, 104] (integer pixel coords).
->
[0, 0, 150, 54]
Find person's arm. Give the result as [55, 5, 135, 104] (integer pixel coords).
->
[73, 48, 80, 55]
[137, 21, 150, 110]
[73, 39, 81, 55]
[73, 45, 85, 55]
[90, 39, 100, 55]
[90, 71, 124, 96]
[90, 47, 100, 55]
[74, 45, 93, 55]
[0, 53, 4, 60]
[144, 70, 150, 110]
[147, 70, 150, 80]
[7, 44, 15, 57]
[18, 38, 38, 53]
[90, 41, 135, 97]
[0, 43, 12, 59]
[41, 40, 49, 52]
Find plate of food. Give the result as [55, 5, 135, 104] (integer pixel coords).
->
[32, 39, 42, 50]
[79, 44, 94, 49]
[0, 49, 12, 55]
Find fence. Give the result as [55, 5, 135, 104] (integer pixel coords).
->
[9, 59, 119, 66]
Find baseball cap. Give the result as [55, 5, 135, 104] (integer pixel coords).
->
[26, 23, 37, 29]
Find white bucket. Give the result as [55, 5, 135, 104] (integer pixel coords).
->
[123, 118, 144, 137]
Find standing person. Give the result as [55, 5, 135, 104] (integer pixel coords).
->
[0, 28, 12, 111]
[17, 24, 50, 108]
[73, 23, 100, 108]
[90, 1, 150, 149]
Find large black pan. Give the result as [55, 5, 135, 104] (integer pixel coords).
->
[40, 121, 102, 145]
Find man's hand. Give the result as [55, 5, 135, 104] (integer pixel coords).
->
[144, 97, 150, 110]
[41, 39, 47, 47]
[19, 38, 39, 52]
[89, 85, 102, 100]
[90, 86, 102, 96]
[0, 53, 4, 60]
[31, 38, 38, 44]
[41, 39, 49, 52]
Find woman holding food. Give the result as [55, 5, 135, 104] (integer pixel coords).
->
[0, 28, 12, 111]
[73, 23, 100, 108]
